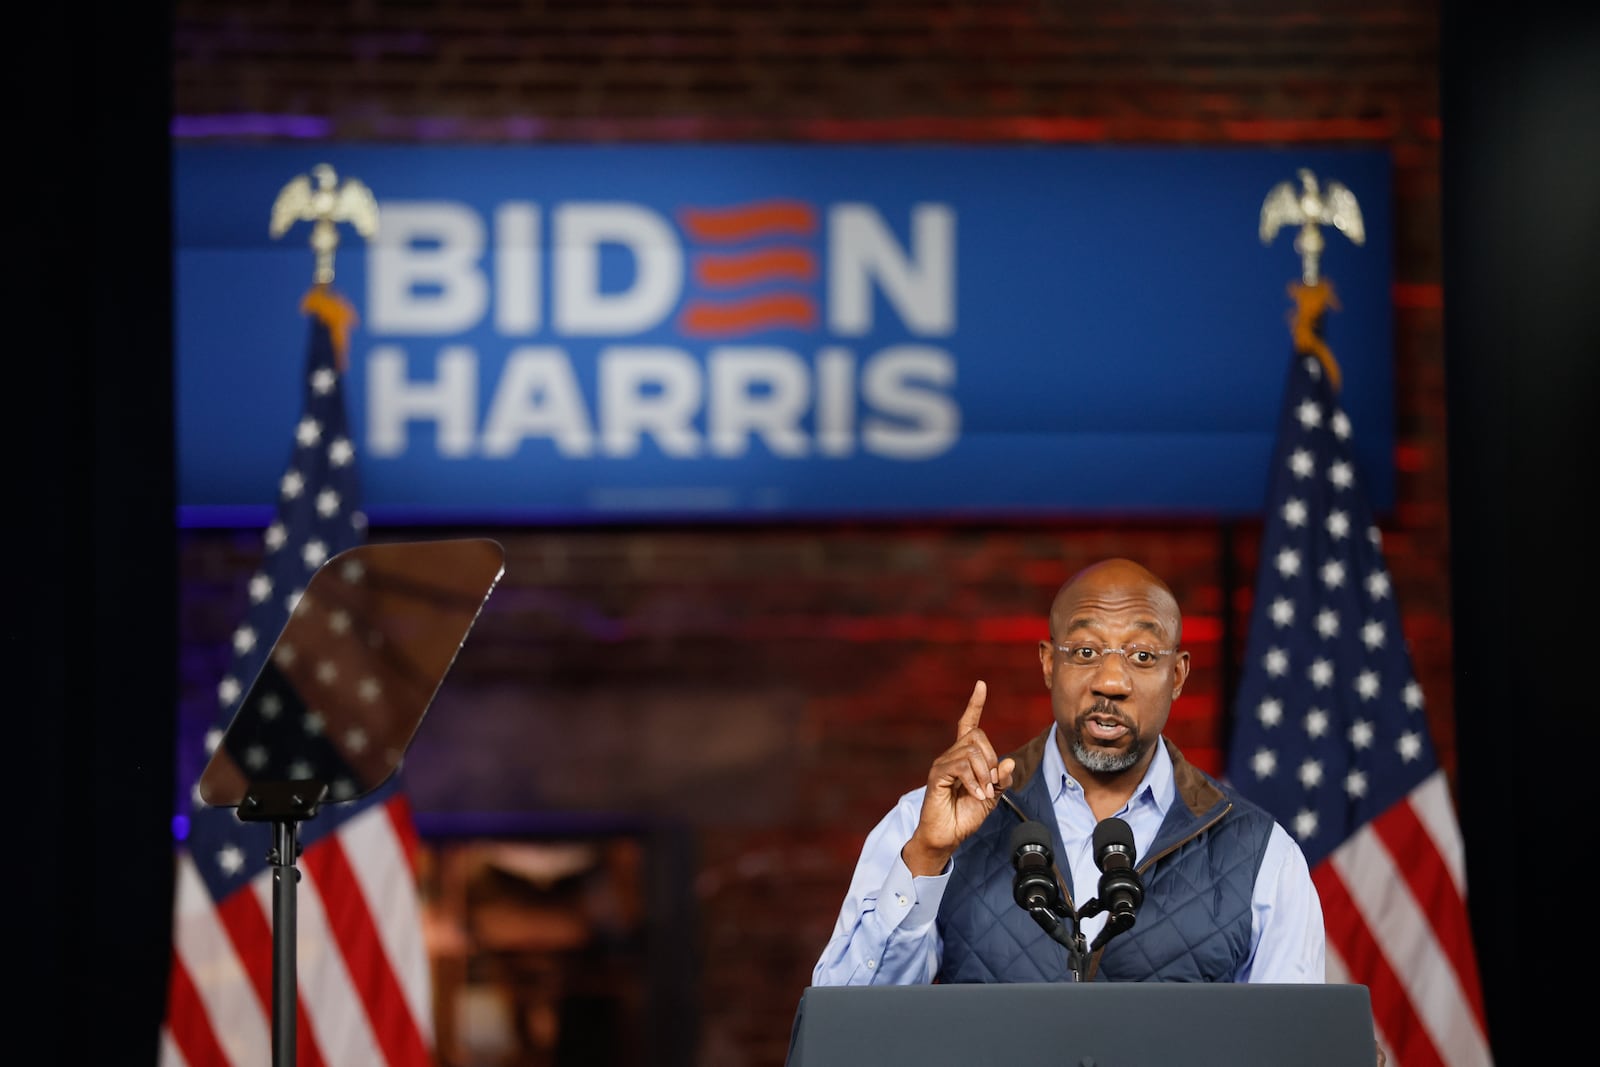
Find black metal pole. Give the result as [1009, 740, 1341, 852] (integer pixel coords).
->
[237, 781, 325, 1067]
[271, 819, 299, 1067]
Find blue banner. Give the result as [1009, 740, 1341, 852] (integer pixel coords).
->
[174, 144, 1393, 524]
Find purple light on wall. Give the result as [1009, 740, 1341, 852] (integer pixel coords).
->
[172, 114, 332, 139]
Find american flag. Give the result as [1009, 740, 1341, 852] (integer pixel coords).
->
[162, 290, 435, 1067]
[1225, 306, 1492, 1066]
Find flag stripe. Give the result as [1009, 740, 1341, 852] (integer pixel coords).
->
[298, 999, 332, 1067]
[302, 817, 432, 1067]
[386, 791, 423, 875]
[1324, 941, 1350, 985]
[163, 946, 229, 1067]
[217, 873, 278, 1023]
[263, 853, 382, 1067]
[1369, 778, 1486, 1024]
[1316, 864, 1445, 1067]
[169, 857, 274, 1065]
[1335, 812, 1492, 1066]
[1409, 772, 1467, 894]
[160, 1023, 194, 1067]
[348, 797, 436, 1048]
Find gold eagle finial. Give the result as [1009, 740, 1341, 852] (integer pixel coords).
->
[1260, 168, 1365, 286]
[269, 163, 379, 286]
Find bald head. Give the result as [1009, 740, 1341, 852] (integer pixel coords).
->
[1049, 558, 1182, 645]
[1039, 557, 1190, 783]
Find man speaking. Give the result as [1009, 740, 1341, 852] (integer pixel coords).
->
[810, 558, 1324, 984]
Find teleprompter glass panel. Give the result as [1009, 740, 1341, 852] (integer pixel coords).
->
[199, 538, 506, 808]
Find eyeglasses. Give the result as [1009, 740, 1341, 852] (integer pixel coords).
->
[1053, 643, 1174, 670]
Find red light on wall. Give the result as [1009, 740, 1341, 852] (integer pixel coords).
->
[1395, 444, 1426, 472]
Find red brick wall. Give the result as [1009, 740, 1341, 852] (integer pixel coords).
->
[174, 3, 1447, 1064]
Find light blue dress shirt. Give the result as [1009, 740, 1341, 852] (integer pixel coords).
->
[812, 725, 1325, 985]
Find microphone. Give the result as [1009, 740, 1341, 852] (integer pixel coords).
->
[1009, 818, 1088, 979]
[1009, 819, 1063, 914]
[1091, 816, 1144, 927]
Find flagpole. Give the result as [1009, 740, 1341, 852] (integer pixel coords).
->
[1225, 171, 1369, 760]
[1248, 163, 1367, 724]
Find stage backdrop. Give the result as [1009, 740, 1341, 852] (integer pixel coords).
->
[174, 145, 1392, 525]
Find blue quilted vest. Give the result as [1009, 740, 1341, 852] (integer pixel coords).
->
[935, 731, 1274, 983]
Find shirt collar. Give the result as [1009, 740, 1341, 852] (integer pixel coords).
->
[1044, 721, 1175, 818]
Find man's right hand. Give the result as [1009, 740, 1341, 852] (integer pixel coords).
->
[902, 680, 1017, 877]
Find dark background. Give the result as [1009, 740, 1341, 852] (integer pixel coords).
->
[25, 0, 1598, 1061]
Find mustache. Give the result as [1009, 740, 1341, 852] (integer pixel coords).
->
[1077, 700, 1133, 730]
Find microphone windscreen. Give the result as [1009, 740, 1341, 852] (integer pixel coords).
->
[1092, 816, 1136, 864]
[1009, 819, 1053, 860]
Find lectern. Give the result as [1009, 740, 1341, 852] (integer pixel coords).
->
[787, 982, 1376, 1067]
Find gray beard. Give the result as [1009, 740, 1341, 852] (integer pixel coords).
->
[1071, 735, 1142, 774]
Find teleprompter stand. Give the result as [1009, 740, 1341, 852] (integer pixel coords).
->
[235, 781, 330, 1065]
[198, 538, 507, 1067]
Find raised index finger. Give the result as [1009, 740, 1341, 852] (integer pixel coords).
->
[955, 680, 987, 740]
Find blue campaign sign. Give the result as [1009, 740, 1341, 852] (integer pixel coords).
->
[174, 144, 1393, 525]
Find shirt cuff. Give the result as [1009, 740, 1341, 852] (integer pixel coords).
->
[886, 850, 949, 928]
